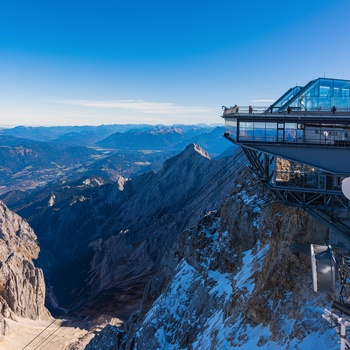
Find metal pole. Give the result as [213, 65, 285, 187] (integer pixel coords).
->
[341, 322, 346, 350]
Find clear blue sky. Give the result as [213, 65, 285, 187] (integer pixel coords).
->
[0, 0, 349, 126]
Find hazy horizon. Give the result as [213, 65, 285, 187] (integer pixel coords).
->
[0, 122, 224, 129]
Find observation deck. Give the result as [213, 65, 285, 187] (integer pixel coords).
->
[222, 78, 350, 245]
[223, 108, 350, 173]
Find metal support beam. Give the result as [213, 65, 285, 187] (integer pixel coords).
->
[323, 308, 350, 350]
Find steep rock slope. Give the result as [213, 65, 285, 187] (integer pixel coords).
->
[0, 201, 50, 339]
[87, 166, 338, 349]
[18, 144, 245, 318]
[1, 175, 114, 223]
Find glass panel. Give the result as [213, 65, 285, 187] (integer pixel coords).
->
[304, 173, 318, 189]
[285, 123, 296, 142]
[265, 122, 277, 142]
[343, 89, 350, 97]
[226, 120, 237, 127]
[314, 79, 320, 97]
[225, 119, 237, 140]
[288, 78, 350, 111]
[252, 122, 266, 142]
[276, 161, 320, 189]
[296, 129, 303, 143]
[274, 86, 302, 108]
[320, 85, 330, 97]
[277, 129, 284, 142]
[319, 175, 326, 189]
[239, 122, 254, 141]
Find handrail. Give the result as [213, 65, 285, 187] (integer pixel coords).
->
[222, 106, 268, 115]
[236, 137, 350, 147]
[223, 106, 350, 117]
[223, 110, 350, 121]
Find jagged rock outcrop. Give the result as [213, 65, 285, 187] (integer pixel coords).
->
[85, 325, 126, 350]
[0, 201, 50, 339]
[87, 165, 338, 349]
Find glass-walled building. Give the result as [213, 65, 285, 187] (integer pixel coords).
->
[283, 78, 350, 112]
[222, 77, 350, 174]
[222, 77, 350, 246]
[223, 77, 350, 146]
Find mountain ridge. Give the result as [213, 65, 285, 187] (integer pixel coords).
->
[5, 143, 241, 320]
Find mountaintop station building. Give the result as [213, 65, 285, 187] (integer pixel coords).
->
[222, 77, 350, 246]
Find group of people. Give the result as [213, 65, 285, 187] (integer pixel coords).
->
[224, 104, 338, 114]
[225, 104, 256, 114]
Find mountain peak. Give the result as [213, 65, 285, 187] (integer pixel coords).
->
[183, 143, 211, 160]
[161, 144, 211, 173]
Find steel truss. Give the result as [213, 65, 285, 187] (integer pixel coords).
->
[241, 147, 350, 239]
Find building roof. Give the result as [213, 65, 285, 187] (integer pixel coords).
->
[273, 77, 350, 112]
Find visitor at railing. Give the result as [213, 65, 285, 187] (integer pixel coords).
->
[222, 105, 239, 114]
[222, 104, 350, 116]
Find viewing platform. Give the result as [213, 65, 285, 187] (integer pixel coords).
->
[222, 78, 350, 241]
[223, 109, 350, 173]
[222, 78, 350, 174]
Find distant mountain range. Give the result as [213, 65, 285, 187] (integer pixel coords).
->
[0, 124, 233, 194]
[0, 124, 148, 143]
[95, 125, 227, 153]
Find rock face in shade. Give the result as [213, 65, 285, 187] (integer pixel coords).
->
[85, 325, 126, 350]
[0, 201, 50, 339]
[85, 166, 339, 349]
[13, 144, 243, 318]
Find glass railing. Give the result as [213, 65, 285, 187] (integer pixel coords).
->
[276, 169, 344, 192]
[224, 119, 237, 141]
[223, 106, 269, 115]
[224, 119, 350, 146]
[223, 105, 350, 115]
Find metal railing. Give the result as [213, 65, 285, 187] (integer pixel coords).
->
[222, 105, 268, 115]
[222, 105, 350, 117]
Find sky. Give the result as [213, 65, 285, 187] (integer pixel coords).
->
[0, 0, 350, 127]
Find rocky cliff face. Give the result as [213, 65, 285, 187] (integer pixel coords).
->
[86, 165, 338, 349]
[0, 201, 50, 339]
